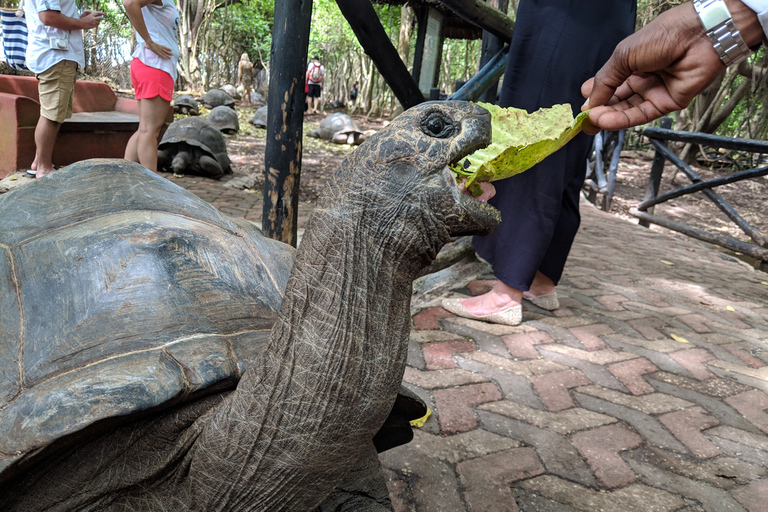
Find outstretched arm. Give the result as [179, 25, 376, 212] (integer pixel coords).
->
[581, 0, 765, 132]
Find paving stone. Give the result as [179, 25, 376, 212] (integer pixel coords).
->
[537, 347, 627, 392]
[466, 279, 495, 296]
[650, 371, 754, 399]
[541, 344, 639, 365]
[626, 456, 750, 511]
[576, 385, 693, 415]
[478, 400, 616, 435]
[476, 410, 598, 487]
[411, 330, 469, 344]
[406, 428, 520, 465]
[568, 323, 615, 350]
[413, 306, 456, 330]
[574, 393, 687, 452]
[460, 350, 569, 376]
[720, 343, 766, 368]
[406, 337, 426, 370]
[536, 315, 596, 328]
[529, 369, 592, 411]
[669, 348, 717, 380]
[517, 475, 685, 512]
[627, 317, 669, 341]
[403, 366, 488, 389]
[675, 313, 716, 334]
[501, 331, 553, 359]
[422, 339, 478, 370]
[659, 406, 722, 458]
[609, 357, 659, 395]
[457, 447, 545, 512]
[457, 356, 545, 409]
[571, 423, 644, 489]
[440, 320, 519, 358]
[627, 445, 765, 489]
[379, 444, 465, 512]
[595, 293, 631, 311]
[708, 360, 768, 390]
[731, 477, 768, 511]
[724, 390, 768, 435]
[649, 377, 762, 435]
[433, 382, 502, 435]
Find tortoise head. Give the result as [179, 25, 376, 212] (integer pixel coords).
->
[322, 101, 499, 259]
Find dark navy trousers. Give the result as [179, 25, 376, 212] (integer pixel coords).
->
[473, 0, 636, 290]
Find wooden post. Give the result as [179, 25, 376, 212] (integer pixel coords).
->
[437, 0, 514, 41]
[336, 0, 425, 109]
[478, 0, 508, 103]
[263, 0, 313, 247]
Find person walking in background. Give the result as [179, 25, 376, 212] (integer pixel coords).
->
[349, 80, 358, 109]
[237, 52, 254, 107]
[123, 0, 179, 173]
[306, 54, 324, 114]
[24, 0, 103, 178]
[443, 0, 636, 326]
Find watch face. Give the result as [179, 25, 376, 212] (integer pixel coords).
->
[697, 0, 730, 30]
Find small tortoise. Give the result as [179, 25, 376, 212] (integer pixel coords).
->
[157, 116, 232, 179]
[172, 94, 199, 115]
[249, 104, 268, 128]
[0, 101, 498, 510]
[207, 105, 240, 135]
[201, 88, 235, 109]
[219, 84, 241, 101]
[309, 112, 366, 145]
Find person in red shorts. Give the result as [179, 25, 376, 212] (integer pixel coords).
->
[123, 0, 179, 173]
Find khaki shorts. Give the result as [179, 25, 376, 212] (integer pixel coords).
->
[37, 60, 77, 123]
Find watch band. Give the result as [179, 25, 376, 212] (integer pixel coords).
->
[694, 0, 752, 66]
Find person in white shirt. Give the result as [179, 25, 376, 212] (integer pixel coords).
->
[583, 0, 768, 132]
[123, 0, 179, 173]
[24, 0, 103, 178]
[306, 55, 325, 115]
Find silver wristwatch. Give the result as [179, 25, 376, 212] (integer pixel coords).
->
[693, 0, 752, 66]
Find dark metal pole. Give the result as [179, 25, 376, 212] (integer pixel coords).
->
[639, 117, 672, 227]
[448, 45, 508, 102]
[263, 0, 313, 247]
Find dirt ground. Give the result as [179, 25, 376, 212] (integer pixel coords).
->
[227, 107, 768, 267]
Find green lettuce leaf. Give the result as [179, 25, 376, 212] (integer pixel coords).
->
[452, 102, 590, 195]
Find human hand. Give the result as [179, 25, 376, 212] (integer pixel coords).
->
[581, 2, 727, 133]
[80, 10, 104, 29]
[147, 41, 173, 60]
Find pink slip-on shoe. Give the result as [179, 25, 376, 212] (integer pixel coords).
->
[523, 292, 559, 311]
[441, 298, 522, 326]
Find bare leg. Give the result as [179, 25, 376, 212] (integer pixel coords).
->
[525, 271, 556, 298]
[132, 96, 170, 173]
[34, 116, 62, 178]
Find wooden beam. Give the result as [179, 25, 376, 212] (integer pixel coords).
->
[335, 0, 425, 109]
[437, 0, 514, 42]
[263, 0, 313, 247]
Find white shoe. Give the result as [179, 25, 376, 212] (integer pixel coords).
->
[523, 292, 559, 311]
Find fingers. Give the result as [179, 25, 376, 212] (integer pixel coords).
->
[587, 97, 665, 131]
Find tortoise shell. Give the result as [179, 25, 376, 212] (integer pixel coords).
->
[158, 116, 232, 176]
[173, 94, 199, 116]
[201, 89, 235, 109]
[249, 105, 268, 128]
[219, 84, 241, 101]
[309, 113, 364, 145]
[0, 159, 295, 478]
[208, 105, 240, 135]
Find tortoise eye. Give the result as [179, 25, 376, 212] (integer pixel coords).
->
[421, 112, 454, 138]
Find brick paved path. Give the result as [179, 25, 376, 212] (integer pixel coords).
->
[175, 173, 768, 511]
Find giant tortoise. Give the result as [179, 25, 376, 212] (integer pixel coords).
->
[172, 94, 199, 115]
[157, 116, 232, 179]
[309, 112, 366, 145]
[207, 104, 240, 134]
[201, 88, 235, 109]
[0, 101, 498, 510]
